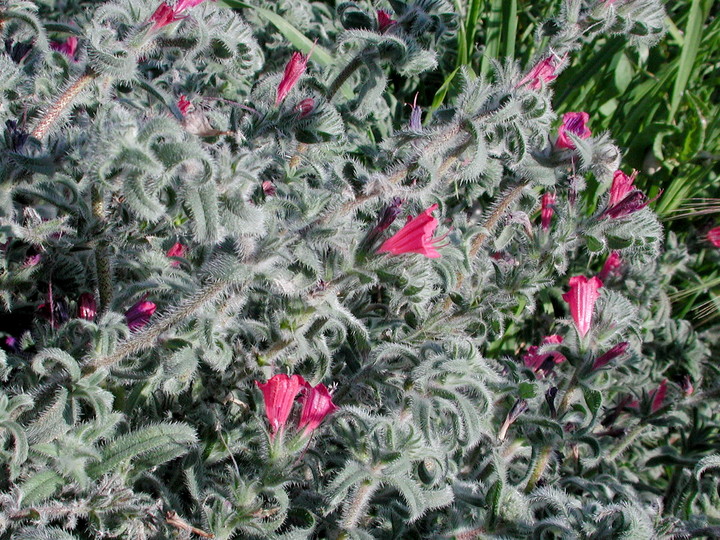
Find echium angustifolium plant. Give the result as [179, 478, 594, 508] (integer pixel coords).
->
[1, 0, 720, 537]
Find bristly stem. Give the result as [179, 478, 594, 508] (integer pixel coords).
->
[341, 481, 377, 530]
[30, 73, 95, 140]
[607, 422, 646, 462]
[87, 279, 230, 371]
[470, 183, 528, 257]
[91, 185, 112, 315]
[327, 49, 376, 100]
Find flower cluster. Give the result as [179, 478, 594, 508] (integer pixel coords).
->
[257, 374, 338, 438]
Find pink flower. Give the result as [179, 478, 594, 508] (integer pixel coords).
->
[608, 169, 637, 207]
[592, 341, 628, 370]
[377, 204, 447, 258]
[707, 226, 720, 247]
[598, 251, 622, 281]
[523, 334, 565, 374]
[150, 3, 184, 28]
[50, 36, 78, 60]
[556, 112, 591, 150]
[540, 192, 556, 230]
[256, 374, 306, 435]
[166, 242, 187, 266]
[651, 379, 667, 413]
[149, 0, 211, 29]
[518, 55, 565, 90]
[276, 51, 310, 105]
[177, 95, 192, 116]
[298, 382, 338, 434]
[562, 275, 603, 337]
[377, 9, 396, 32]
[78, 293, 97, 321]
[125, 298, 156, 331]
[295, 98, 315, 118]
[262, 180, 276, 196]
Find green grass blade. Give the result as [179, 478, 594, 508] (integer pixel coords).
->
[480, 0, 503, 77]
[465, 0, 483, 65]
[502, 0, 517, 60]
[668, 0, 705, 121]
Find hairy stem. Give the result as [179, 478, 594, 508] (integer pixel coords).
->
[470, 183, 528, 257]
[341, 481, 378, 530]
[607, 422, 646, 462]
[327, 49, 376, 101]
[525, 444, 553, 493]
[30, 73, 94, 140]
[88, 279, 230, 371]
[91, 185, 112, 314]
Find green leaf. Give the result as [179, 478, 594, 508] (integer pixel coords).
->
[91, 422, 197, 477]
[20, 470, 64, 505]
[585, 235, 604, 252]
[518, 382, 536, 399]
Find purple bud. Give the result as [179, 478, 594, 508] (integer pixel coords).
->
[5, 120, 29, 152]
[602, 190, 661, 219]
[592, 341, 629, 370]
[125, 298, 157, 331]
[376, 197, 404, 233]
[408, 94, 422, 131]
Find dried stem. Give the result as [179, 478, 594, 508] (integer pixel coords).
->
[166, 511, 214, 538]
[30, 73, 94, 140]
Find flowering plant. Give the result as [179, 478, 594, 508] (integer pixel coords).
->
[0, 0, 717, 538]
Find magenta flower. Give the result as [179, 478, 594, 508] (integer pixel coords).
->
[78, 292, 97, 321]
[523, 334, 565, 374]
[518, 55, 564, 90]
[276, 51, 310, 105]
[603, 190, 659, 219]
[298, 382, 338, 434]
[562, 275, 603, 337]
[556, 112, 591, 150]
[540, 192, 556, 230]
[50, 36, 78, 60]
[256, 374, 306, 435]
[592, 341, 628, 370]
[23, 253, 42, 267]
[125, 298, 157, 331]
[295, 98, 315, 118]
[651, 379, 667, 413]
[608, 169, 637, 207]
[377, 9, 396, 32]
[377, 204, 447, 258]
[166, 242, 187, 266]
[708, 226, 720, 248]
[598, 251, 622, 281]
[177, 95, 192, 116]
